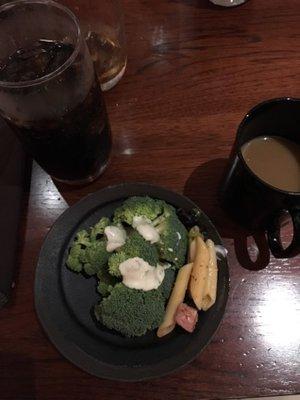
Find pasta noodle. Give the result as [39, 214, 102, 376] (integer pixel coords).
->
[189, 238, 196, 263]
[201, 239, 218, 311]
[157, 263, 193, 337]
[189, 236, 210, 309]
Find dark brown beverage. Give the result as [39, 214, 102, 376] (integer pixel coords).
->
[0, 40, 74, 82]
[0, 39, 111, 183]
[241, 136, 300, 192]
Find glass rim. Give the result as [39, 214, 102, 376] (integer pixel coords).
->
[0, 0, 81, 89]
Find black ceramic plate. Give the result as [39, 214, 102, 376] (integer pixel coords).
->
[35, 183, 229, 381]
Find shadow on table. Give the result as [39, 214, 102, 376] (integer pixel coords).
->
[184, 158, 270, 270]
[0, 352, 36, 399]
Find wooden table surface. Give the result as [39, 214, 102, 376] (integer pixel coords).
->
[1, 0, 300, 399]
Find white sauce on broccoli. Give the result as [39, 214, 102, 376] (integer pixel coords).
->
[119, 257, 165, 291]
[104, 225, 126, 252]
[132, 216, 160, 244]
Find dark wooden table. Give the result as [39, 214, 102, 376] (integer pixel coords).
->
[1, 0, 300, 399]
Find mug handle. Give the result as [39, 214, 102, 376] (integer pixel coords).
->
[267, 208, 300, 258]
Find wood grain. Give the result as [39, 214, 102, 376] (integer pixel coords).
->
[1, 0, 300, 399]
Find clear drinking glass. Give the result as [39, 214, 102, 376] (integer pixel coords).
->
[210, 0, 248, 6]
[60, 0, 127, 91]
[0, 0, 112, 184]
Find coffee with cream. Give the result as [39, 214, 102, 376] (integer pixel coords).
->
[241, 136, 300, 192]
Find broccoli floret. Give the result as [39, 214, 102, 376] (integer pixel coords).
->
[152, 202, 176, 226]
[75, 230, 91, 247]
[95, 283, 165, 337]
[97, 282, 115, 297]
[156, 214, 188, 268]
[81, 240, 110, 276]
[66, 243, 85, 272]
[113, 196, 163, 225]
[66, 229, 92, 273]
[108, 252, 129, 277]
[108, 231, 159, 277]
[90, 217, 110, 241]
[158, 268, 176, 300]
[66, 219, 113, 278]
[96, 267, 119, 297]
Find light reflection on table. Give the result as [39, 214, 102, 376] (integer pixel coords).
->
[256, 282, 300, 348]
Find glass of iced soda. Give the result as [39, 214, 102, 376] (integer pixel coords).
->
[0, 0, 112, 184]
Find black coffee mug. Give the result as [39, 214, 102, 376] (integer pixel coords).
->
[220, 98, 300, 258]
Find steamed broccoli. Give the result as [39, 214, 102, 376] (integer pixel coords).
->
[66, 219, 111, 276]
[155, 214, 188, 268]
[90, 217, 110, 241]
[152, 201, 176, 226]
[66, 243, 85, 272]
[66, 228, 92, 272]
[82, 240, 110, 276]
[97, 282, 115, 297]
[113, 196, 163, 225]
[107, 253, 128, 277]
[75, 230, 91, 247]
[158, 268, 176, 300]
[108, 231, 159, 276]
[94, 283, 165, 337]
[96, 263, 119, 297]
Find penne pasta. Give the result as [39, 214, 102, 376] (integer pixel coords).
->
[189, 238, 196, 263]
[157, 263, 193, 338]
[188, 226, 205, 263]
[189, 236, 210, 310]
[201, 239, 218, 311]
